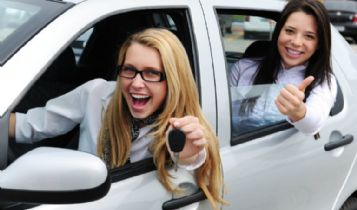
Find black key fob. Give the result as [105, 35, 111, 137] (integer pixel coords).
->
[168, 128, 186, 153]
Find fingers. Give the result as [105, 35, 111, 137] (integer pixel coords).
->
[167, 116, 207, 159]
[169, 116, 199, 128]
[275, 99, 288, 115]
[298, 76, 314, 92]
[169, 116, 204, 141]
[9, 113, 16, 139]
[192, 138, 207, 147]
[275, 79, 310, 121]
[278, 84, 304, 106]
[276, 76, 313, 114]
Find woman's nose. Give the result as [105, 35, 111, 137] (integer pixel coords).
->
[131, 73, 146, 88]
[291, 34, 303, 46]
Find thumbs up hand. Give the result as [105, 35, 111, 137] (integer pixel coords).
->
[275, 76, 314, 122]
[298, 76, 314, 92]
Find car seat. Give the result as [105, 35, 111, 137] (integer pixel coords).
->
[14, 47, 79, 111]
[9, 47, 80, 163]
[242, 40, 271, 58]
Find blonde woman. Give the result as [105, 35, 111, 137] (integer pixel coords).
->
[9, 28, 225, 209]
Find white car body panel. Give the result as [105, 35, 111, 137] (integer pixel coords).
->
[34, 172, 168, 210]
[0, 0, 212, 209]
[205, 0, 357, 210]
[0, 147, 108, 190]
[1, 0, 357, 209]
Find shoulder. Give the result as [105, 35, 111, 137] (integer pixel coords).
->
[230, 58, 262, 80]
[232, 58, 261, 71]
[237, 57, 261, 65]
[240, 57, 262, 65]
[74, 78, 116, 101]
[80, 78, 116, 92]
[310, 74, 338, 98]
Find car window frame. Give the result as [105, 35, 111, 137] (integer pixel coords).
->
[215, 9, 294, 145]
[88, 7, 199, 179]
[216, 8, 344, 146]
[7, 6, 198, 186]
[2, 6, 200, 209]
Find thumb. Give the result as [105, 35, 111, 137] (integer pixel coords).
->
[298, 76, 314, 92]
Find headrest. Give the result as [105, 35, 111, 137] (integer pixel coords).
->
[243, 40, 271, 58]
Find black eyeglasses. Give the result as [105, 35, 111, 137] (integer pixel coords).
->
[117, 65, 166, 82]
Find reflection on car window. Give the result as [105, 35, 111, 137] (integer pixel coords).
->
[0, 1, 40, 42]
[219, 14, 275, 54]
[230, 84, 286, 138]
[217, 10, 290, 143]
[0, 0, 72, 66]
[71, 28, 93, 63]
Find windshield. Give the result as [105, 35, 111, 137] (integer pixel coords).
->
[0, 1, 40, 42]
[0, 0, 73, 66]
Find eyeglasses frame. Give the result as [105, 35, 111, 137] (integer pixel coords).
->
[117, 65, 166, 82]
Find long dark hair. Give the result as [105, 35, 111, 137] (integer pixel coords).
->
[256, 0, 332, 93]
[239, 0, 332, 114]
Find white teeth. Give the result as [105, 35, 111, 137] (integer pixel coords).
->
[132, 94, 149, 99]
[287, 48, 301, 55]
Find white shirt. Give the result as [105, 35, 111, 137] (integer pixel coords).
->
[15, 79, 205, 169]
[230, 58, 337, 135]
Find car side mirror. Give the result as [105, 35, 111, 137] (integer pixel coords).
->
[0, 147, 110, 204]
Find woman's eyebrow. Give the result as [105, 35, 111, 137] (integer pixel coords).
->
[284, 25, 296, 31]
[123, 63, 162, 71]
[305, 31, 317, 35]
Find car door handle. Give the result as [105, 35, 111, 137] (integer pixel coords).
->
[162, 188, 206, 210]
[324, 134, 354, 151]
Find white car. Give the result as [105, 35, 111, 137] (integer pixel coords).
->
[1, 0, 357, 209]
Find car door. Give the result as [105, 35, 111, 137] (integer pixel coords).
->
[0, 0, 215, 209]
[202, 0, 357, 209]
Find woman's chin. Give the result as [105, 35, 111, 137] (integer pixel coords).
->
[129, 110, 151, 119]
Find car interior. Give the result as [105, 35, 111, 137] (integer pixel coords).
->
[0, 4, 349, 210]
[8, 9, 197, 163]
[8, 7, 345, 162]
[3, 8, 198, 209]
[217, 9, 344, 144]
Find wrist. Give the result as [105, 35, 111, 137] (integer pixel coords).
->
[176, 148, 207, 171]
[178, 154, 198, 165]
[290, 105, 306, 122]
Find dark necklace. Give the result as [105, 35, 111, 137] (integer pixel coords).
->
[130, 113, 158, 141]
[104, 112, 160, 167]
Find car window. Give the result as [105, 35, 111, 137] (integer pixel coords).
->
[71, 28, 93, 63]
[4, 7, 198, 209]
[217, 10, 293, 144]
[220, 14, 275, 54]
[0, 2, 40, 42]
[0, 0, 73, 66]
[230, 83, 287, 139]
[219, 13, 275, 71]
[9, 7, 196, 179]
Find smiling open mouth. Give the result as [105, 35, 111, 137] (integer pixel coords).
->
[132, 94, 150, 106]
[286, 48, 303, 57]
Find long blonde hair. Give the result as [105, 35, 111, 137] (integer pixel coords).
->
[97, 28, 225, 209]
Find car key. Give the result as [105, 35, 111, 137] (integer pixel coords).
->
[168, 128, 186, 171]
